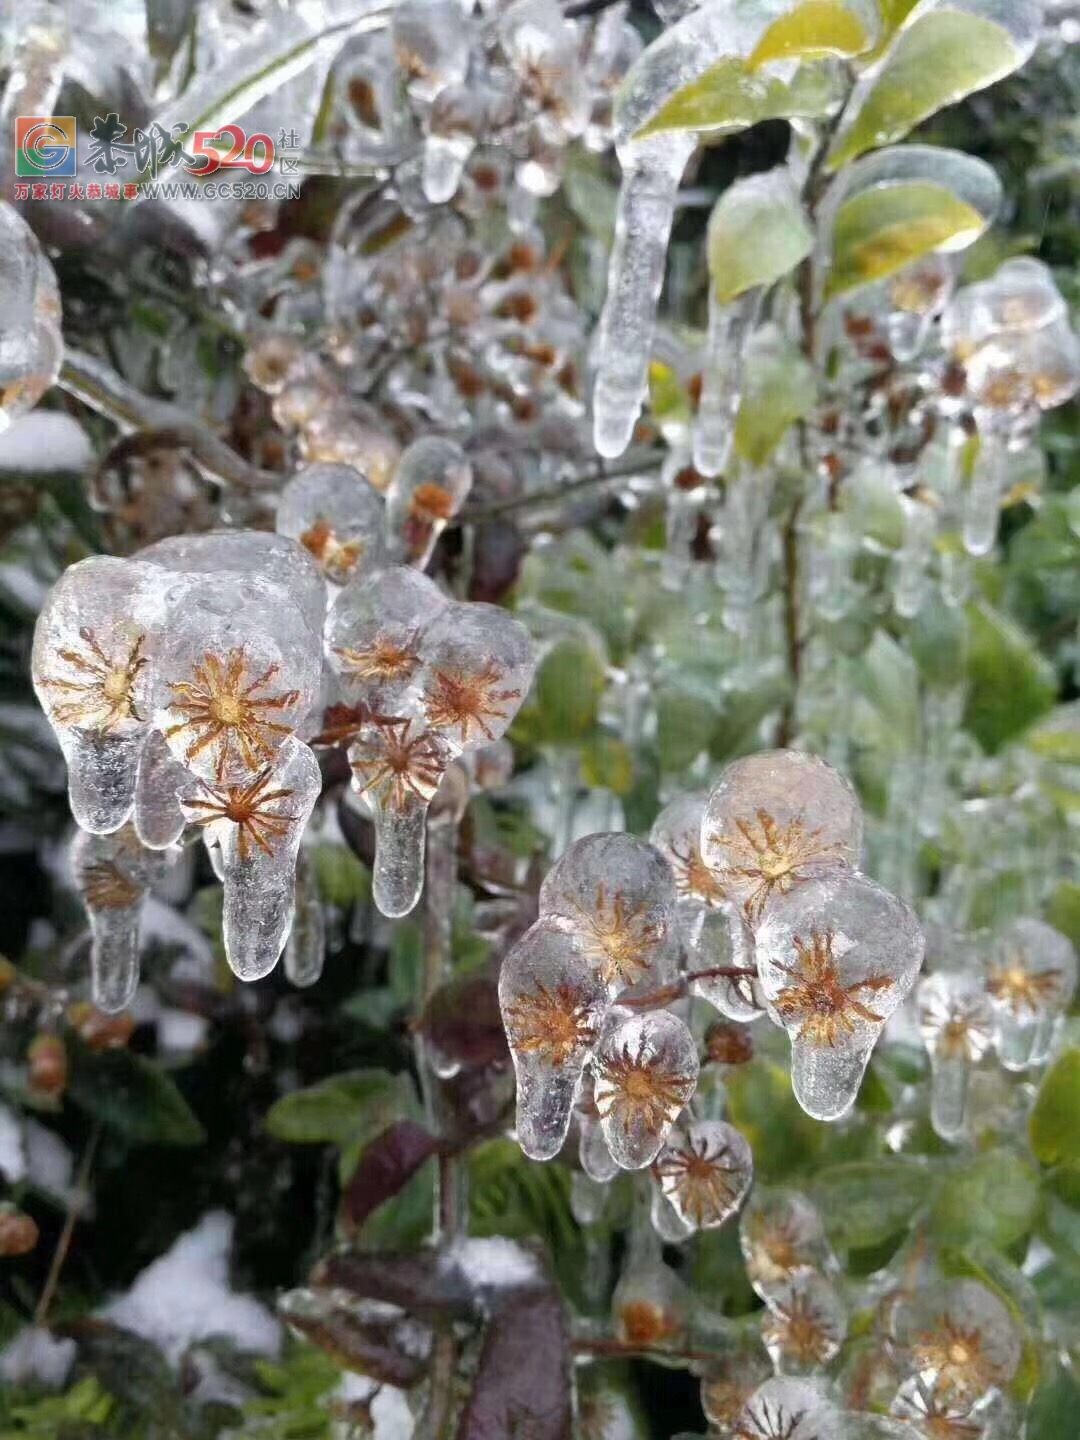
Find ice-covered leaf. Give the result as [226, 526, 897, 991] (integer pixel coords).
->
[459, 1281, 571, 1440]
[68, 1044, 204, 1146]
[340, 1121, 441, 1234]
[708, 169, 813, 305]
[734, 329, 816, 465]
[1030, 1050, 1080, 1168]
[963, 600, 1057, 752]
[827, 3, 1041, 171]
[809, 1158, 931, 1249]
[265, 1069, 413, 1146]
[747, 0, 874, 67]
[635, 55, 839, 141]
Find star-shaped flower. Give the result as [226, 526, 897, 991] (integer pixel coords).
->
[772, 929, 892, 1048]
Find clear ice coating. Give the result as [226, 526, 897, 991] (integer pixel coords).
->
[0, 200, 64, 432]
[384, 436, 473, 569]
[694, 286, 763, 478]
[32, 556, 162, 834]
[499, 920, 608, 1161]
[654, 1119, 752, 1231]
[917, 971, 995, 1141]
[181, 736, 321, 981]
[539, 831, 679, 994]
[760, 1270, 847, 1374]
[592, 1009, 698, 1169]
[889, 1278, 1021, 1407]
[132, 730, 188, 850]
[687, 903, 761, 1021]
[284, 848, 326, 989]
[985, 916, 1077, 1071]
[739, 1187, 837, 1303]
[327, 565, 447, 714]
[275, 462, 386, 586]
[71, 823, 169, 1014]
[731, 1376, 844, 1440]
[755, 871, 924, 1121]
[700, 749, 864, 927]
[649, 790, 729, 917]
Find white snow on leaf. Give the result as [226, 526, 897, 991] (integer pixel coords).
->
[337, 1373, 416, 1439]
[23, 1119, 75, 1204]
[0, 1101, 25, 1183]
[0, 412, 93, 472]
[0, 1327, 77, 1388]
[443, 1236, 541, 1292]
[100, 1211, 281, 1366]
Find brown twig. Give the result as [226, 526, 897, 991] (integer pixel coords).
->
[34, 1121, 101, 1326]
[458, 449, 666, 524]
[620, 964, 758, 1012]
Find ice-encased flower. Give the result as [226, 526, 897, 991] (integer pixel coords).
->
[71, 822, 171, 1013]
[653, 1119, 752, 1231]
[889, 1278, 1021, 1407]
[384, 435, 472, 569]
[701, 750, 863, 926]
[918, 971, 995, 1141]
[755, 871, 924, 1121]
[985, 916, 1077, 1071]
[327, 565, 447, 714]
[592, 1009, 698, 1169]
[739, 1187, 837, 1304]
[760, 1270, 847, 1374]
[731, 1376, 843, 1440]
[276, 462, 386, 586]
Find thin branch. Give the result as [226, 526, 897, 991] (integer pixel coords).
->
[34, 1121, 100, 1326]
[573, 1336, 720, 1364]
[459, 449, 666, 524]
[620, 964, 758, 1012]
[59, 350, 279, 493]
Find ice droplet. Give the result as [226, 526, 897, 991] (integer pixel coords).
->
[760, 1270, 847, 1374]
[133, 730, 187, 850]
[276, 462, 386, 587]
[694, 287, 763, 478]
[755, 872, 924, 1121]
[986, 916, 1076, 1071]
[385, 436, 473, 569]
[962, 433, 1008, 558]
[740, 1187, 837, 1304]
[32, 556, 161, 834]
[917, 971, 994, 1142]
[499, 920, 608, 1161]
[71, 824, 166, 1013]
[180, 736, 321, 981]
[732, 1376, 844, 1440]
[540, 831, 678, 996]
[284, 848, 325, 989]
[592, 1010, 698, 1169]
[701, 749, 864, 929]
[650, 1183, 696, 1243]
[892, 493, 937, 619]
[654, 1119, 752, 1231]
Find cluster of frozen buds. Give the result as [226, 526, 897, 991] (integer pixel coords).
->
[918, 915, 1077, 1141]
[0, 201, 63, 433]
[499, 750, 925, 1191]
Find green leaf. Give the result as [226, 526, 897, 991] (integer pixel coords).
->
[708, 169, 813, 304]
[68, 1045, 204, 1146]
[1047, 883, 1080, 954]
[827, 9, 1026, 170]
[1024, 703, 1080, 764]
[532, 636, 607, 742]
[656, 685, 716, 772]
[734, 331, 817, 465]
[1030, 1050, 1080, 1167]
[810, 1159, 933, 1250]
[963, 601, 1057, 753]
[747, 0, 872, 67]
[310, 841, 371, 908]
[265, 1069, 411, 1147]
[579, 727, 635, 795]
[826, 181, 988, 298]
[931, 1149, 1040, 1250]
[635, 54, 839, 141]
[907, 600, 968, 692]
[1026, 1365, 1080, 1440]
[851, 630, 920, 749]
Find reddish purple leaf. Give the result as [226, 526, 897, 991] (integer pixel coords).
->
[340, 1120, 441, 1233]
[417, 969, 509, 1072]
[278, 1286, 430, 1388]
[310, 1250, 476, 1322]
[457, 1283, 572, 1440]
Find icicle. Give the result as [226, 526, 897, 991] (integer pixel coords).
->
[593, 134, 695, 458]
[71, 825, 163, 1013]
[962, 433, 1008, 556]
[694, 287, 763, 478]
[133, 730, 187, 850]
[918, 972, 994, 1142]
[892, 494, 937, 619]
[284, 848, 325, 988]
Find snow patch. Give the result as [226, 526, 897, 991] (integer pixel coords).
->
[23, 1120, 75, 1204]
[0, 1101, 25, 1183]
[0, 412, 93, 473]
[444, 1236, 540, 1292]
[100, 1211, 281, 1366]
[0, 1327, 77, 1389]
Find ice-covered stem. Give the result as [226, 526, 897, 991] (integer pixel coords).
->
[34, 1121, 100, 1325]
[593, 135, 695, 458]
[620, 964, 758, 1012]
[694, 288, 764, 478]
[59, 350, 278, 493]
[458, 449, 665, 523]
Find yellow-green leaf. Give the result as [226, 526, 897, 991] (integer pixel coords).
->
[1031, 1051, 1080, 1166]
[708, 169, 813, 303]
[635, 55, 837, 140]
[828, 10, 1023, 170]
[748, 0, 871, 69]
[826, 181, 987, 298]
[734, 331, 817, 465]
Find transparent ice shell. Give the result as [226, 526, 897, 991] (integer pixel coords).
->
[889, 1277, 1021, 1406]
[384, 436, 473, 569]
[275, 462, 387, 586]
[499, 920, 608, 1161]
[180, 735, 321, 981]
[327, 565, 447, 713]
[654, 1118, 752, 1230]
[71, 823, 170, 1013]
[756, 872, 924, 1120]
[760, 1270, 847, 1374]
[732, 1376, 844, 1440]
[649, 790, 728, 913]
[739, 1186, 837, 1303]
[132, 729, 188, 850]
[417, 601, 535, 750]
[986, 916, 1077, 1071]
[688, 902, 761, 1020]
[540, 831, 679, 994]
[0, 200, 63, 431]
[917, 971, 994, 1141]
[592, 1009, 699, 1169]
[701, 749, 864, 927]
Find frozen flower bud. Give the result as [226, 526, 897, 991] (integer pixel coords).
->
[653, 1119, 752, 1231]
[33, 557, 164, 834]
[760, 1271, 847, 1374]
[612, 1257, 689, 1347]
[499, 0, 591, 143]
[540, 832, 678, 996]
[739, 1187, 837, 1303]
[918, 971, 995, 1141]
[423, 85, 486, 204]
[27, 1032, 68, 1102]
[593, 1010, 698, 1169]
[889, 1278, 1021, 1407]
[756, 872, 924, 1121]
[942, 257, 1067, 360]
[688, 904, 761, 1021]
[650, 790, 728, 917]
[66, 1002, 136, 1051]
[276, 462, 386, 586]
[154, 576, 321, 788]
[731, 1377, 844, 1440]
[349, 716, 455, 917]
[181, 735, 321, 980]
[327, 565, 447, 714]
[704, 1020, 754, 1067]
[700, 1338, 773, 1435]
[392, 0, 471, 101]
[889, 1375, 1010, 1439]
[72, 822, 172, 1011]
[0, 201, 63, 431]
[385, 436, 472, 568]
[500, 920, 608, 1160]
[138, 530, 327, 638]
[701, 750, 863, 927]
[0, 1203, 39, 1257]
[417, 601, 535, 750]
[986, 916, 1077, 1071]
[242, 332, 308, 395]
